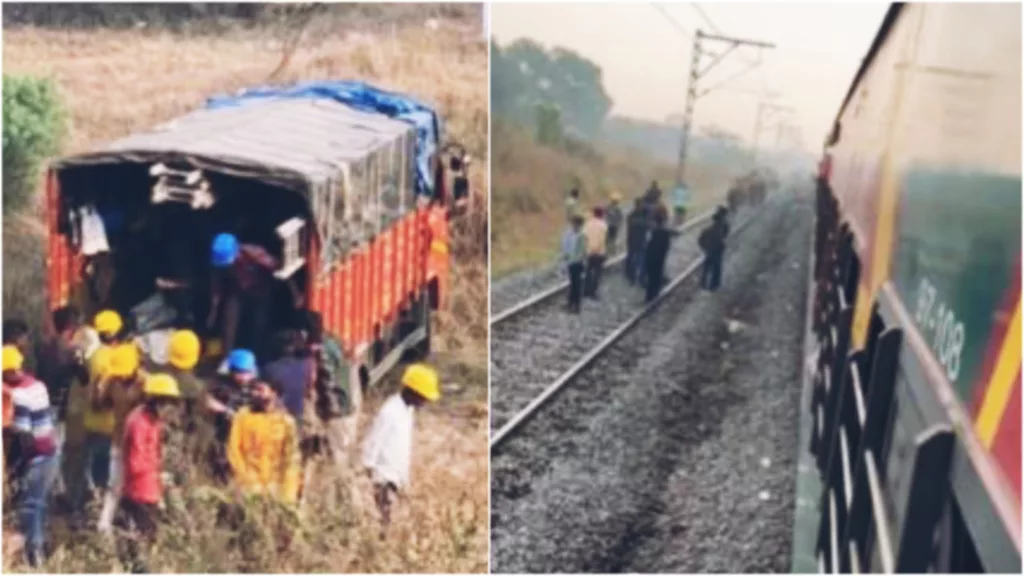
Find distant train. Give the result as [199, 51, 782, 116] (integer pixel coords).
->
[807, 3, 1019, 573]
[726, 168, 775, 211]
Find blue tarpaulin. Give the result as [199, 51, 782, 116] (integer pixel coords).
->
[205, 81, 441, 197]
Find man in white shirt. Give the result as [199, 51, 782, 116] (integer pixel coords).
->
[361, 363, 440, 535]
[582, 207, 608, 299]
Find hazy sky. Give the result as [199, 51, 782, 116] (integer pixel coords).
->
[492, 2, 890, 151]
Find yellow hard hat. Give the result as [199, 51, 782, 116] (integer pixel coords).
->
[401, 363, 440, 402]
[168, 330, 201, 370]
[94, 310, 123, 336]
[106, 344, 140, 378]
[2, 346, 24, 372]
[143, 373, 181, 398]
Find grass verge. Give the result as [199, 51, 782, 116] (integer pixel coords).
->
[2, 11, 488, 573]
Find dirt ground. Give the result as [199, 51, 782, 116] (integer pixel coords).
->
[2, 10, 488, 573]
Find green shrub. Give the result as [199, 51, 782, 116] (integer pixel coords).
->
[3, 74, 65, 216]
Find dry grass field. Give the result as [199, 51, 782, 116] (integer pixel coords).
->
[2, 8, 488, 573]
[491, 120, 736, 278]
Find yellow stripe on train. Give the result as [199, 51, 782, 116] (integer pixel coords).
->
[975, 301, 1022, 448]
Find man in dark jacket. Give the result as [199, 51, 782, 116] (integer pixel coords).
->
[624, 198, 649, 285]
[698, 206, 730, 291]
[35, 306, 89, 515]
[644, 207, 673, 303]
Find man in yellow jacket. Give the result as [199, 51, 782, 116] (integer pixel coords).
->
[226, 383, 301, 504]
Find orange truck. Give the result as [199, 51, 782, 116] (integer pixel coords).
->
[44, 82, 462, 398]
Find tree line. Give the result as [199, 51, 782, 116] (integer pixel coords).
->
[491, 38, 614, 143]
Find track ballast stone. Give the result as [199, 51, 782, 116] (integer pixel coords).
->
[490, 194, 812, 573]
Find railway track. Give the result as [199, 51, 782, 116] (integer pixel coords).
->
[490, 194, 812, 573]
[489, 206, 751, 438]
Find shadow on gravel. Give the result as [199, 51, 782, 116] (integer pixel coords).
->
[596, 204, 800, 573]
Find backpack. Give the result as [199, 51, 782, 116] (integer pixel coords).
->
[698, 227, 713, 252]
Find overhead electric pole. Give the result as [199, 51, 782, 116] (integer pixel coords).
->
[751, 99, 792, 167]
[675, 29, 775, 185]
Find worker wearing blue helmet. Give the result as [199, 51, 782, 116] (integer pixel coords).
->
[205, 348, 263, 483]
[206, 233, 304, 360]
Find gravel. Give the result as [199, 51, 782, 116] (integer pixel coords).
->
[490, 192, 813, 573]
[489, 210, 739, 433]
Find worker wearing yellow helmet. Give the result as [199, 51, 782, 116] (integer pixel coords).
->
[91, 343, 148, 535]
[87, 310, 124, 385]
[165, 329, 204, 409]
[361, 363, 440, 535]
[160, 330, 209, 463]
[118, 373, 180, 572]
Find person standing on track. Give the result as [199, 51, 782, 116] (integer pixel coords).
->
[643, 207, 673, 303]
[560, 212, 587, 314]
[698, 206, 730, 291]
[361, 363, 440, 537]
[582, 207, 609, 299]
[624, 197, 648, 285]
[565, 187, 580, 223]
[605, 193, 624, 253]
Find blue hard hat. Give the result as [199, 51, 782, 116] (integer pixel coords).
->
[227, 349, 257, 373]
[211, 233, 240, 267]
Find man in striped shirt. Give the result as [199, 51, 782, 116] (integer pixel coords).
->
[4, 345, 58, 567]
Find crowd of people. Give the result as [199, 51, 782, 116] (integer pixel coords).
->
[560, 180, 733, 312]
[2, 288, 440, 570]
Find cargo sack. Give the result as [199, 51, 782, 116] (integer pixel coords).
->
[131, 292, 177, 334]
[78, 205, 110, 256]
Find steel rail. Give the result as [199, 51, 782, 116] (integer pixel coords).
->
[490, 208, 764, 451]
[490, 208, 717, 326]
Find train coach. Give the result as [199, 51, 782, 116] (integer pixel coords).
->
[806, 3, 1020, 573]
[44, 81, 462, 403]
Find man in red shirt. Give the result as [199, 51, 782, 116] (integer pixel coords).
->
[117, 373, 180, 572]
